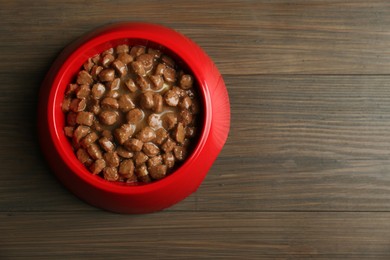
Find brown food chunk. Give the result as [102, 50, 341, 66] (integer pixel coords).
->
[147, 113, 162, 129]
[107, 78, 121, 91]
[66, 83, 78, 96]
[173, 146, 186, 161]
[179, 74, 193, 89]
[118, 94, 135, 112]
[64, 126, 74, 137]
[66, 112, 78, 126]
[81, 132, 99, 148]
[99, 110, 118, 125]
[180, 109, 193, 126]
[174, 123, 185, 144]
[83, 58, 94, 72]
[136, 164, 151, 183]
[149, 164, 167, 180]
[105, 90, 120, 99]
[101, 130, 113, 140]
[136, 53, 154, 71]
[136, 126, 156, 142]
[186, 89, 195, 98]
[162, 152, 175, 168]
[143, 142, 160, 157]
[161, 138, 176, 153]
[119, 159, 135, 178]
[130, 45, 146, 57]
[163, 66, 176, 83]
[179, 96, 192, 110]
[91, 83, 106, 99]
[99, 137, 115, 152]
[73, 125, 91, 143]
[131, 61, 145, 76]
[76, 111, 94, 126]
[90, 101, 101, 115]
[77, 70, 93, 86]
[172, 86, 186, 98]
[152, 94, 163, 113]
[98, 69, 115, 82]
[116, 146, 133, 159]
[75, 84, 90, 99]
[125, 78, 137, 92]
[87, 143, 103, 160]
[76, 148, 93, 166]
[116, 44, 129, 54]
[149, 74, 164, 90]
[70, 98, 87, 112]
[112, 59, 127, 76]
[126, 108, 143, 123]
[162, 113, 177, 130]
[118, 53, 133, 65]
[136, 164, 148, 176]
[101, 97, 119, 110]
[114, 123, 135, 144]
[155, 128, 168, 145]
[103, 167, 119, 181]
[101, 53, 115, 68]
[124, 138, 143, 152]
[89, 159, 106, 174]
[147, 155, 162, 168]
[134, 151, 149, 166]
[102, 48, 114, 55]
[91, 54, 100, 64]
[136, 75, 151, 91]
[62, 97, 71, 112]
[164, 90, 179, 106]
[154, 63, 166, 75]
[104, 151, 120, 167]
[92, 120, 103, 132]
[91, 65, 103, 81]
[139, 91, 154, 109]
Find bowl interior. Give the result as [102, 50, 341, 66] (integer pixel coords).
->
[52, 37, 207, 189]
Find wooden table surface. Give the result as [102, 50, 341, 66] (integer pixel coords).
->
[2, 0, 390, 259]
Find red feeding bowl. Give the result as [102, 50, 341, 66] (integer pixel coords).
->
[38, 22, 230, 213]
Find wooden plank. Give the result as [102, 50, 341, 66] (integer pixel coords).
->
[1, 212, 390, 259]
[226, 75, 390, 160]
[2, 75, 390, 212]
[1, 1, 390, 75]
[2, 1, 390, 259]
[177, 75, 390, 211]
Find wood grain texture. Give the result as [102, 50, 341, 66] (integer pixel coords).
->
[1, 0, 390, 259]
[1, 1, 390, 75]
[2, 212, 390, 259]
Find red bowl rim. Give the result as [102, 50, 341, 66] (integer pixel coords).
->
[45, 22, 215, 195]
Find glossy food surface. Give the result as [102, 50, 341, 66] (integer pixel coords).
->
[62, 44, 201, 184]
